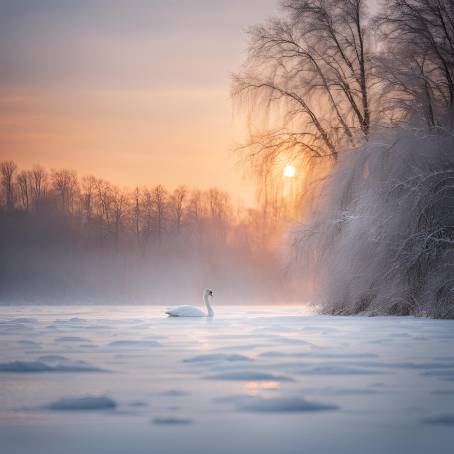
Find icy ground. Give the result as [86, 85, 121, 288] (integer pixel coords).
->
[0, 306, 453, 454]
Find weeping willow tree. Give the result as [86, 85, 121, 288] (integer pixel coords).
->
[375, 0, 454, 127]
[232, 0, 374, 228]
[233, 0, 454, 318]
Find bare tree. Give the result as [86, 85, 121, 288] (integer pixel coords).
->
[30, 165, 48, 209]
[81, 176, 96, 224]
[112, 186, 127, 253]
[233, 0, 372, 169]
[16, 171, 30, 211]
[141, 188, 154, 255]
[152, 185, 168, 244]
[207, 188, 232, 236]
[132, 186, 141, 247]
[169, 185, 187, 234]
[187, 190, 204, 222]
[376, 0, 454, 127]
[51, 169, 79, 213]
[1, 161, 17, 212]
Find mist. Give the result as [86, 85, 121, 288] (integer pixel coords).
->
[1, 2, 454, 453]
[0, 165, 290, 305]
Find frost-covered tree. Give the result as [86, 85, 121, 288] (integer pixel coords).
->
[233, 0, 373, 164]
[233, 0, 454, 318]
[292, 127, 454, 318]
[376, 0, 454, 127]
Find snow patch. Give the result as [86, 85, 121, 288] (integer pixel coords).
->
[159, 389, 191, 397]
[0, 360, 104, 373]
[422, 414, 454, 425]
[184, 353, 252, 363]
[205, 371, 294, 381]
[17, 340, 39, 346]
[55, 336, 89, 342]
[238, 396, 339, 413]
[296, 366, 385, 375]
[46, 395, 117, 411]
[108, 340, 160, 348]
[38, 355, 67, 361]
[152, 416, 192, 425]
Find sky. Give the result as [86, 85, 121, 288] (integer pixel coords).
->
[0, 0, 378, 206]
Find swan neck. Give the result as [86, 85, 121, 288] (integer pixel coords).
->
[204, 294, 214, 317]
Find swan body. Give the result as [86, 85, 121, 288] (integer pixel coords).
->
[165, 289, 214, 318]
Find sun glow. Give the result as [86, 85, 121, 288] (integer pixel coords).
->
[283, 165, 296, 178]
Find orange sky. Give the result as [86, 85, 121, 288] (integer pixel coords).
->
[0, 1, 379, 206]
[0, 0, 280, 206]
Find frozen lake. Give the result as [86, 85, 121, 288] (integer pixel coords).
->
[0, 305, 453, 454]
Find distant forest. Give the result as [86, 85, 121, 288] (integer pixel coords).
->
[0, 162, 295, 304]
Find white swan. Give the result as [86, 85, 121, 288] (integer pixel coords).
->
[165, 289, 214, 317]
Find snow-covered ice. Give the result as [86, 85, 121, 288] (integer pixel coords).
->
[0, 305, 453, 454]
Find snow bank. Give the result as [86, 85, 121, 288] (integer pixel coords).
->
[183, 353, 252, 363]
[46, 395, 117, 411]
[238, 396, 339, 413]
[108, 340, 160, 348]
[205, 371, 294, 381]
[151, 417, 192, 425]
[159, 390, 191, 397]
[0, 360, 104, 373]
[422, 414, 454, 425]
[55, 336, 89, 342]
[293, 127, 454, 318]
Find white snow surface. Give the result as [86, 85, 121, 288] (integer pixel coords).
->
[0, 305, 453, 454]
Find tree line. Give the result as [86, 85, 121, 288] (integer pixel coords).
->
[0, 161, 293, 303]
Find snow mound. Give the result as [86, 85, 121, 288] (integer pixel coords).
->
[11, 318, 38, 324]
[259, 351, 288, 358]
[432, 390, 454, 395]
[55, 336, 89, 342]
[297, 352, 379, 359]
[159, 389, 191, 397]
[152, 416, 192, 425]
[108, 340, 160, 348]
[0, 361, 53, 372]
[38, 355, 67, 361]
[128, 400, 148, 407]
[422, 370, 454, 379]
[184, 353, 252, 363]
[0, 360, 104, 373]
[238, 396, 339, 413]
[17, 340, 39, 346]
[205, 371, 294, 381]
[422, 414, 454, 425]
[297, 366, 384, 375]
[46, 395, 117, 411]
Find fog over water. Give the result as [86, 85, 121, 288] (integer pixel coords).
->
[0, 164, 293, 305]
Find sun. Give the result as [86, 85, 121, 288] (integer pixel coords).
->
[283, 165, 296, 178]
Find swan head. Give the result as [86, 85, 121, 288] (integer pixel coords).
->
[204, 288, 214, 298]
